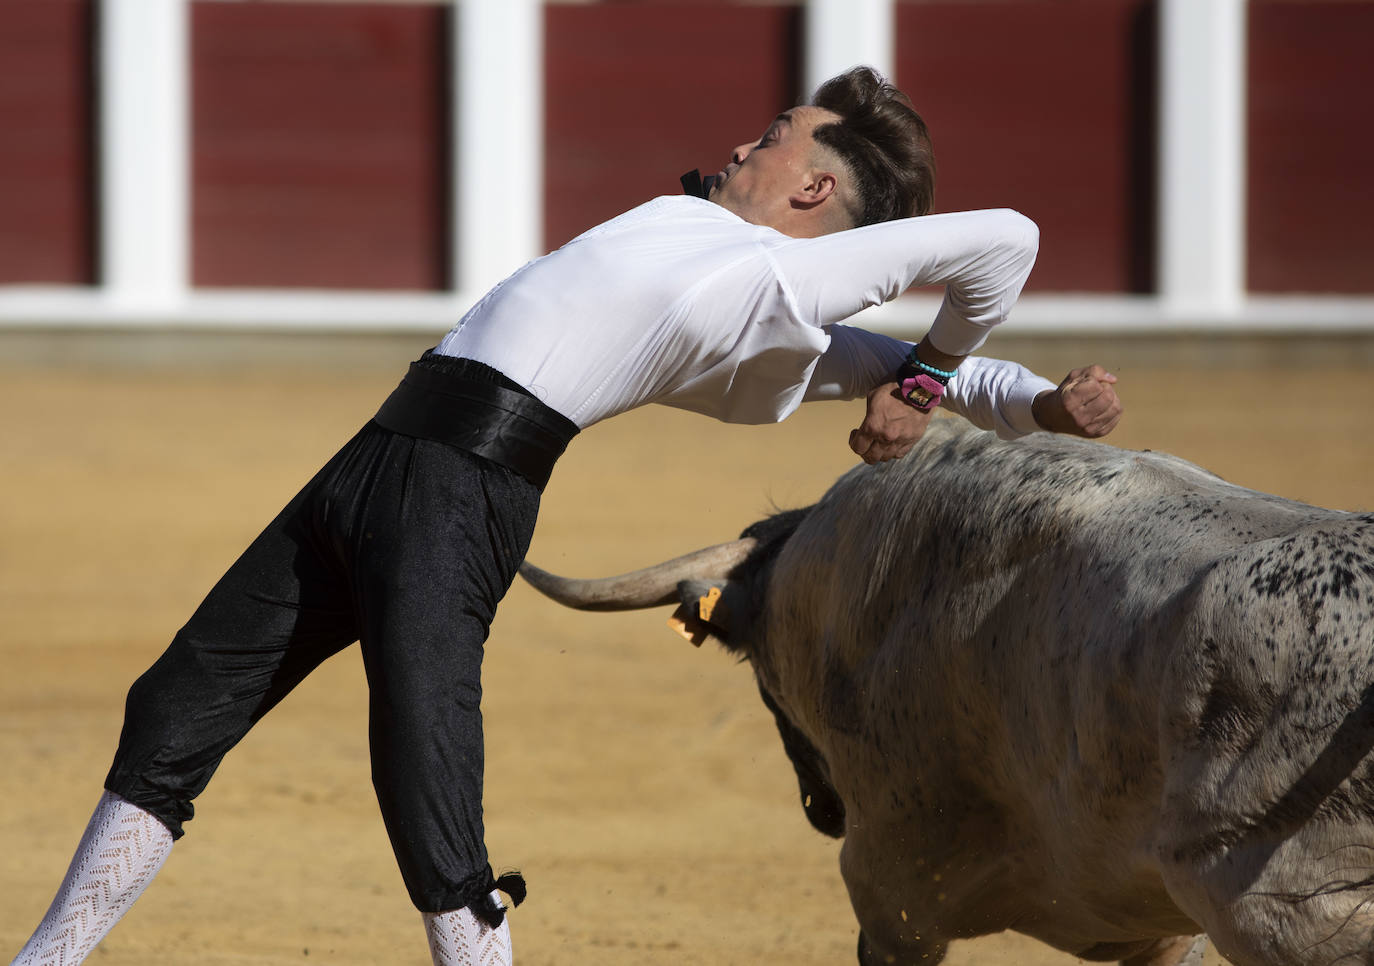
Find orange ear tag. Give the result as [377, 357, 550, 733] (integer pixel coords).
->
[666, 586, 723, 647]
[697, 586, 722, 622]
[667, 606, 707, 647]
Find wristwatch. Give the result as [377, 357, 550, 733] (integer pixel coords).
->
[897, 367, 946, 412]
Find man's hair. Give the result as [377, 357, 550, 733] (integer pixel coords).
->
[810, 66, 936, 226]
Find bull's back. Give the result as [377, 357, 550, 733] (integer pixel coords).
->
[761, 419, 1347, 758]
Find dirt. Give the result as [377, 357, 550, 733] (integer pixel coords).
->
[3, 351, 1372, 965]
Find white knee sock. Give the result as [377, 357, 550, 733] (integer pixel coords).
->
[10, 790, 174, 966]
[423, 893, 513, 966]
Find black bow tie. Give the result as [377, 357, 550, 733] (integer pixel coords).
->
[680, 169, 717, 199]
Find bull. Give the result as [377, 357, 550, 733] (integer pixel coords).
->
[521, 418, 1374, 966]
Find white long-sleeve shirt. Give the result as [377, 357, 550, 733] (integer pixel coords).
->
[436, 195, 1051, 436]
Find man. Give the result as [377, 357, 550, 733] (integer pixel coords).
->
[10, 67, 1120, 966]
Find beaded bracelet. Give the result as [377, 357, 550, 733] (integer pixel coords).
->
[904, 348, 958, 383]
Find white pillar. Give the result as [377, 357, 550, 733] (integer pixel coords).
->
[1158, 0, 1247, 318]
[99, 0, 189, 309]
[804, 0, 894, 98]
[453, 0, 543, 296]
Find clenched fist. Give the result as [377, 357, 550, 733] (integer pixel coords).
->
[1031, 365, 1123, 438]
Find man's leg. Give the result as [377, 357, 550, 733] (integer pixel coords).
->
[104, 427, 380, 832]
[348, 435, 540, 965]
[423, 894, 513, 966]
[9, 791, 172, 965]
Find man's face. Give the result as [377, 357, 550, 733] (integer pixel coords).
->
[709, 105, 842, 227]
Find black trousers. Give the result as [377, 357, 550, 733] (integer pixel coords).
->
[105, 357, 569, 919]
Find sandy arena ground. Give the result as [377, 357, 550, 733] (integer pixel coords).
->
[3, 335, 1372, 965]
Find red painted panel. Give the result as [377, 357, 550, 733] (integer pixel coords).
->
[895, 0, 1157, 293]
[0, 0, 95, 285]
[543, 3, 802, 250]
[192, 3, 449, 290]
[1248, 0, 1374, 294]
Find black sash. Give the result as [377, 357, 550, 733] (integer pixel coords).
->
[373, 354, 579, 489]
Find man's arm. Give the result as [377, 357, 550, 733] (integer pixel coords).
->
[849, 363, 1123, 463]
[808, 325, 1123, 462]
[1029, 365, 1122, 438]
[768, 208, 1039, 454]
[770, 208, 1038, 354]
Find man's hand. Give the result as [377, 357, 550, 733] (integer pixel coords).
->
[1032, 365, 1123, 438]
[849, 382, 932, 464]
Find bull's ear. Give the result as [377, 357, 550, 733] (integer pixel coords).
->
[668, 579, 743, 647]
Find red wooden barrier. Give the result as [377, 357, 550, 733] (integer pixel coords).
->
[543, 2, 803, 251]
[0, 0, 95, 285]
[191, 2, 449, 290]
[1248, 0, 1374, 294]
[896, 0, 1157, 294]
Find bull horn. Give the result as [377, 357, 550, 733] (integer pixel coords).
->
[519, 538, 757, 612]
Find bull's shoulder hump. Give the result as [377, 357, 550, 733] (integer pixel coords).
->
[803, 422, 1356, 583]
[817, 420, 1235, 531]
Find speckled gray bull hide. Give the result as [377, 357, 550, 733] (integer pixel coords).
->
[521, 418, 1374, 966]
